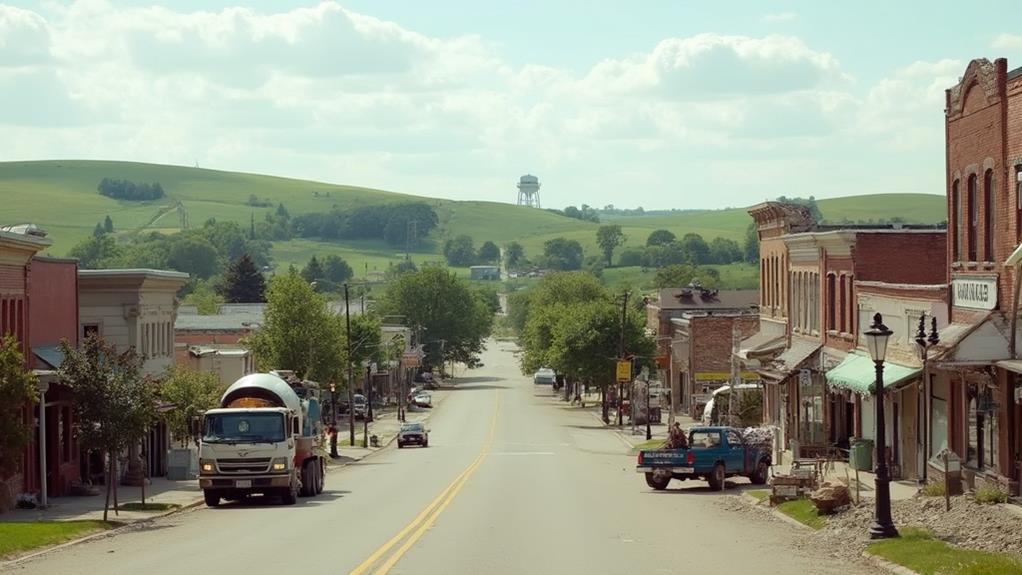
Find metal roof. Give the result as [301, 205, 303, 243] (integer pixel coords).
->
[656, 288, 758, 311]
[175, 310, 263, 331]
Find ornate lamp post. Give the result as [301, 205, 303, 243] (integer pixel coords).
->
[865, 313, 898, 539]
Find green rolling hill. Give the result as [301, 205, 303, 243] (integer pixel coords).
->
[0, 160, 947, 280]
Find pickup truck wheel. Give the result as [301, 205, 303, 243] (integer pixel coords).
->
[203, 490, 220, 507]
[645, 472, 670, 491]
[707, 463, 726, 491]
[750, 460, 769, 485]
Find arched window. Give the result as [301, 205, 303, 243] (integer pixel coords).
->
[983, 170, 993, 262]
[967, 174, 978, 262]
[951, 180, 960, 261]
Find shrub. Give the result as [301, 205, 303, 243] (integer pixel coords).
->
[975, 487, 1009, 505]
[920, 481, 946, 497]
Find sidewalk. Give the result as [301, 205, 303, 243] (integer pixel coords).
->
[542, 387, 687, 449]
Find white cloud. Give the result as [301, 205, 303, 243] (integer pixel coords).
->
[0, 1, 958, 210]
[762, 12, 798, 23]
[991, 33, 1022, 50]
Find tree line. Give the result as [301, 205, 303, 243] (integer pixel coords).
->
[97, 178, 166, 201]
[291, 202, 438, 247]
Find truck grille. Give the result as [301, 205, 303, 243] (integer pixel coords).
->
[217, 458, 271, 473]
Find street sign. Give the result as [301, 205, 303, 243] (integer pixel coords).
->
[401, 352, 420, 369]
[616, 360, 631, 382]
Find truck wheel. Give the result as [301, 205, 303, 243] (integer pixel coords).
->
[750, 460, 769, 485]
[203, 490, 220, 507]
[645, 472, 670, 491]
[707, 463, 726, 491]
[282, 482, 298, 505]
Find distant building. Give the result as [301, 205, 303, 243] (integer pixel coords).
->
[175, 303, 262, 385]
[470, 265, 500, 281]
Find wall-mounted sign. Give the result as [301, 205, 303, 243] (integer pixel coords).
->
[952, 277, 997, 310]
[694, 371, 759, 382]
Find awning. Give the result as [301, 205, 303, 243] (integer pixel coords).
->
[774, 338, 821, 373]
[997, 360, 1022, 375]
[738, 331, 786, 360]
[32, 346, 67, 370]
[826, 352, 920, 394]
[931, 314, 1010, 365]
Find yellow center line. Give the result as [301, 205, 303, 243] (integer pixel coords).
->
[347, 390, 501, 575]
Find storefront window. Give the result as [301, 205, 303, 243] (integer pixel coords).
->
[929, 375, 947, 457]
[799, 372, 825, 444]
[966, 384, 998, 471]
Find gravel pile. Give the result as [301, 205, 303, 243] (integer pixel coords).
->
[822, 495, 1022, 556]
[716, 492, 1022, 564]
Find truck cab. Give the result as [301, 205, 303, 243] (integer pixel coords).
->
[636, 426, 771, 491]
[198, 373, 326, 506]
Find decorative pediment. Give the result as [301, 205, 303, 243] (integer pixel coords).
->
[947, 58, 1000, 117]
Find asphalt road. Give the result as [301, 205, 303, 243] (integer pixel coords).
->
[5, 341, 878, 575]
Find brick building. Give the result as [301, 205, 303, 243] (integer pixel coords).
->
[175, 304, 261, 385]
[927, 57, 1022, 493]
[755, 227, 946, 459]
[0, 229, 81, 509]
[647, 286, 758, 417]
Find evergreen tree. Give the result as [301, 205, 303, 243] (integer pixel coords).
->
[223, 254, 266, 303]
[301, 255, 326, 284]
[93, 222, 105, 237]
[103, 215, 114, 234]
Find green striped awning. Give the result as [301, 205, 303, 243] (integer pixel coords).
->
[825, 352, 920, 394]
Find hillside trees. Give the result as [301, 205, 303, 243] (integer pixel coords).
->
[301, 256, 326, 284]
[679, 233, 711, 265]
[542, 237, 584, 271]
[380, 265, 493, 369]
[443, 235, 476, 266]
[504, 241, 525, 270]
[745, 223, 759, 263]
[709, 237, 743, 265]
[0, 337, 37, 480]
[478, 241, 500, 264]
[104, 215, 114, 234]
[646, 229, 676, 246]
[596, 225, 625, 266]
[221, 254, 266, 303]
[290, 202, 438, 247]
[97, 178, 165, 201]
[323, 255, 354, 284]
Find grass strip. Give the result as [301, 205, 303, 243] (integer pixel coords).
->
[0, 520, 115, 558]
[118, 502, 180, 512]
[776, 498, 825, 529]
[746, 489, 770, 503]
[867, 527, 1022, 575]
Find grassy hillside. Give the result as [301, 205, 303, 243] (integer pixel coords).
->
[0, 160, 946, 282]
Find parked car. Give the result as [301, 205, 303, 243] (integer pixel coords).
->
[533, 368, 556, 385]
[413, 392, 432, 407]
[635, 426, 771, 491]
[701, 383, 762, 426]
[353, 394, 367, 419]
[397, 422, 429, 448]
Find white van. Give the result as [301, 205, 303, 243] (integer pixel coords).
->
[701, 383, 762, 426]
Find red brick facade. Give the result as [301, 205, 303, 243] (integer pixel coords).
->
[689, 315, 759, 374]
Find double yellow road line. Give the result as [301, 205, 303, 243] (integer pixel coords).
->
[348, 391, 500, 575]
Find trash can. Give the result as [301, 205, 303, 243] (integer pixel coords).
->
[849, 439, 874, 471]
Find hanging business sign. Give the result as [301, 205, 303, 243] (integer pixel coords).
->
[952, 277, 997, 310]
[616, 361, 632, 382]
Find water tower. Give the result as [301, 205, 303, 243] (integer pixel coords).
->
[516, 174, 541, 208]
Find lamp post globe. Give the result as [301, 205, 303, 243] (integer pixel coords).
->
[865, 312, 898, 539]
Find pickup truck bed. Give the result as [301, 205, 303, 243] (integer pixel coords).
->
[636, 426, 771, 491]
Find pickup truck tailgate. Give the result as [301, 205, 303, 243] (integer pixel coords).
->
[636, 449, 694, 473]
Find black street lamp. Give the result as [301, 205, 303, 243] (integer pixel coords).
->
[865, 312, 898, 539]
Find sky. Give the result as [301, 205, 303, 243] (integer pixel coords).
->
[4, 1, 1022, 209]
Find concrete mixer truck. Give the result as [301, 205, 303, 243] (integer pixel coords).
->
[197, 373, 327, 506]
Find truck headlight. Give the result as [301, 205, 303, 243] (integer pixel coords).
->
[271, 457, 288, 472]
[199, 459, 215, 474]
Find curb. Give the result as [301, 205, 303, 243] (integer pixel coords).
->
[862, 552, 922, 575]
[0, 497, 204, 568]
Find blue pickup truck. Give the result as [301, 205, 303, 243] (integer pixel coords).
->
[635, 426, 771, 491]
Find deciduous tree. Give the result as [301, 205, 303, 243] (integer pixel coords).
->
[159, 367, 223, 447]
[596, 225, 625, 266]
[646, 229, 676, 247]
[542, 237, 583, 271]
[504, 241, 525, 270]
[0, 337, 37, 480]
[443, 235, 476, 267]
[478, 241, 500, 264]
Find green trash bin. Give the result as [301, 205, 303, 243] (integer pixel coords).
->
[849, 439, 874, 471]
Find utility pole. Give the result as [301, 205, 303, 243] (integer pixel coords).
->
[617, 290, 629, 427]
[345, 283, 356, 447]
[363, 364, 371, 448]
[728, 324, 740, 427]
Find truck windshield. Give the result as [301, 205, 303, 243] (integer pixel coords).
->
[203, 413, 286, 444]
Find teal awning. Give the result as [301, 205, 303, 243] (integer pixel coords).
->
[825, 352, 920, 394]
